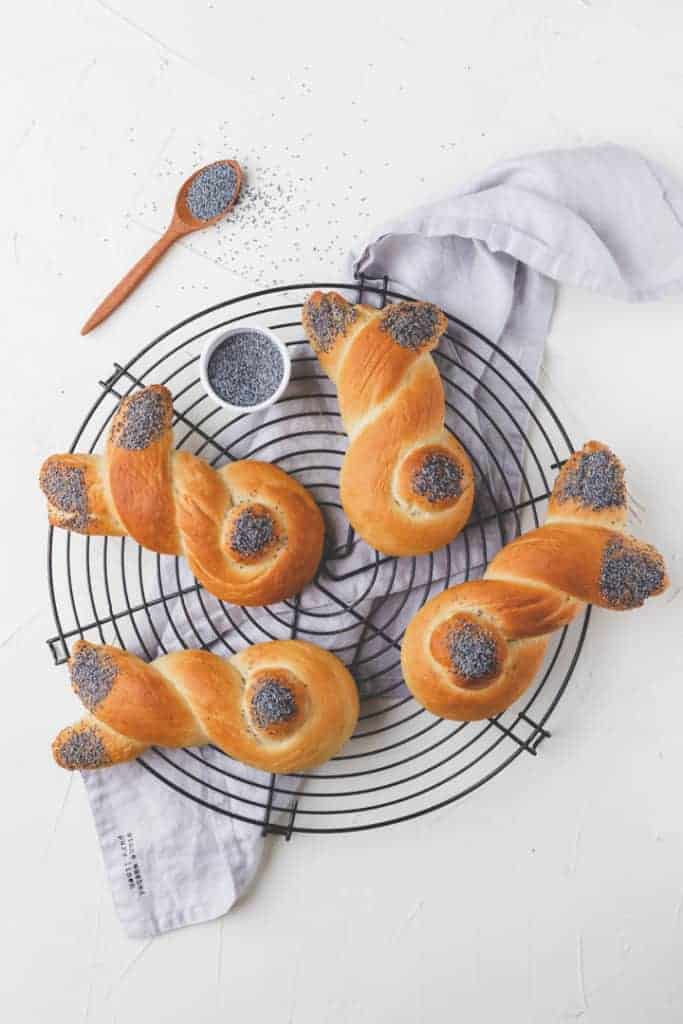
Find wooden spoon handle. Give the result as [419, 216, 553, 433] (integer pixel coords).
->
[81, 225, 183, 335]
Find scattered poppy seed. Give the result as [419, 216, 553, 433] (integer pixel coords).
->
[186, 162, 238, 221]
[207, 331, 284, 406]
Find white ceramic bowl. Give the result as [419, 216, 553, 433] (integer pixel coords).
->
[199, 324, 291, 415]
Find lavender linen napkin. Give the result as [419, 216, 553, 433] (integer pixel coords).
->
[82, 144, 683, 937]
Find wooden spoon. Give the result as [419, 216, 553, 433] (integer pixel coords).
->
[81, 159, 242, 335]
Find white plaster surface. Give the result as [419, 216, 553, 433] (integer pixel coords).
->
[2, 1, 683, 1021]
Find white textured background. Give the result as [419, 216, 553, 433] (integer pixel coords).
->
[2, 1, 683, 1021]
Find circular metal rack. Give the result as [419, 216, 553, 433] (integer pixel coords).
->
[46, 279, 590, 837]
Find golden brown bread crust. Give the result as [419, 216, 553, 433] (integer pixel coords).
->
[402, 442, 668, 720]
[53, 639, 359, 774]
[302, 291, 474, 556]
[40, 386, 324, 606]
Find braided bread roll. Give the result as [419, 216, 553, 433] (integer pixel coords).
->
[402, 442, 668, 720]
[53, 638, 359, 773]
[302, 291, 474, 556]
[40, 385, 324, 606]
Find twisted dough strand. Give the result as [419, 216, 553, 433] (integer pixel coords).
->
[40, 385, 324, 605]
[402, 443, 668, 720]
[53, 639, 359, 773]
[302, 292, 474, 556]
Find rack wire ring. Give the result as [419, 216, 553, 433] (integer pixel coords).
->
[45, 280, 590, 835]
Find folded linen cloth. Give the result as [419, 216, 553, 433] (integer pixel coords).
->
[82, 144, 683, 937]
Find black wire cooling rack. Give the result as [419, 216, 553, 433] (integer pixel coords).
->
[45, 278, 591, 836]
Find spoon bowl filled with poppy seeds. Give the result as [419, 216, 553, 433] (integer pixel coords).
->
[200, 325, 291, 414]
